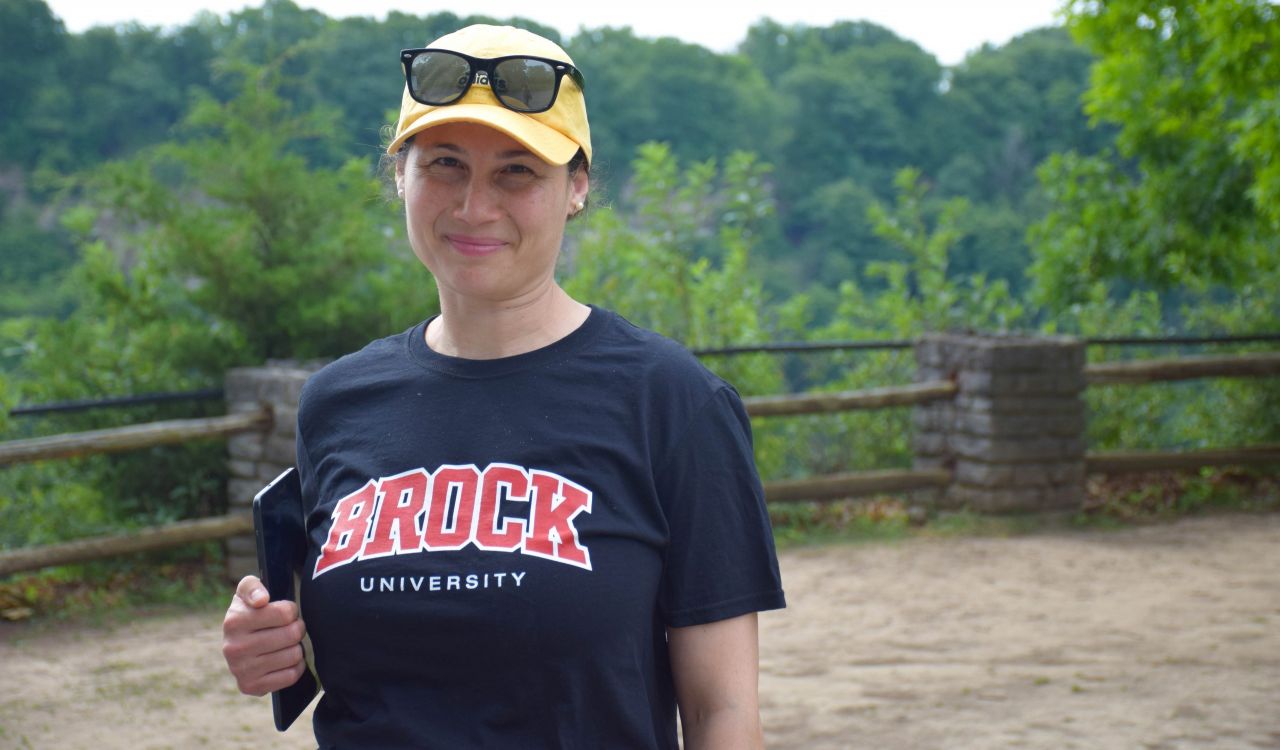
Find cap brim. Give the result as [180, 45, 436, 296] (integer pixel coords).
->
[387, 103, 580, 166]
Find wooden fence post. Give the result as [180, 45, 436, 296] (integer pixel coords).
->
[223, 364, 317, 581]
[914, 334, 1087, 512]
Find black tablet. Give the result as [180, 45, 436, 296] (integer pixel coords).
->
[252, 467, 320, 731]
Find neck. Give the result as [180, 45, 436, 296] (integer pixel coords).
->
[426, 284, 589, 360]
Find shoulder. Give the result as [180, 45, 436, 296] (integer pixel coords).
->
[592, 308, 732, 402]
[298, 323, 421, 420]
[589, 309, 749, 466]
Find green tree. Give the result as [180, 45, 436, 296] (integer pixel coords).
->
[62, 65, 429, 366]
[943, 28, 1104, 201]
[14, 20, 219, 173]
[1029, 0, 1280, 308]
[739, 19, 908, 86]
[858, 168, 1026, 337]
[561, 143, 793, 476]
[771, 29, 946, 205]
[795, 169, 1028, 474]
[563, 143, 781, 355]
[0, 0, 66, 167]
[1025, 1, 1280, 453]
[745, 21, 951, 295]
[0, 199, 76, 316]
[784, 178, 887, 293]
[568, 28, 775, 182]
[6, 65, 430, 534]
[209, 0, 328, 64]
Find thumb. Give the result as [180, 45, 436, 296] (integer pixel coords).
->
[236, 575, 269, 608]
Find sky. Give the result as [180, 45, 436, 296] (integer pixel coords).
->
[43, 0, 1066, 67]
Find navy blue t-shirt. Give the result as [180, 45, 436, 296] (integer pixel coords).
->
[295, 307, 785, 749]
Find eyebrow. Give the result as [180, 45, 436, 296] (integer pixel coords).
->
[425, 143, 537, 160]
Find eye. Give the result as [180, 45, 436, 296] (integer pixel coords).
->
[419, 155, 466, 180]
[496, 162, 540, 188]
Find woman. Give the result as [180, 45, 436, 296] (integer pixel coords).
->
[222, 24, 785, 749]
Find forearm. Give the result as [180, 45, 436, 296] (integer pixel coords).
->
[681, 704, 764, 750]
[669, 613, 765, 750]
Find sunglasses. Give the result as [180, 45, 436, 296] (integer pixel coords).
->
[400, 48, 586, 114]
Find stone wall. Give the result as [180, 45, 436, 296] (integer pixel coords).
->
[914, 333, 1087, 513]
[223, 364, 317, 581]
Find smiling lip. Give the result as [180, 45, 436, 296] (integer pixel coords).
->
[446, 234, 508, 256]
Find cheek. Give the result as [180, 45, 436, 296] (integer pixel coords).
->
[404, 182, 446, 226]
[401, 198, 439, 266]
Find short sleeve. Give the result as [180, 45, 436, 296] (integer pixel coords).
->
[655, 386, 786, 627]
[294, 386, 321, 515]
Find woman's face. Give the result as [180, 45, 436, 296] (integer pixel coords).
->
[395, 122, 588, 307]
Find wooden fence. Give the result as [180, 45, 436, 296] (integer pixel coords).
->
[1, 339, 1277, 578]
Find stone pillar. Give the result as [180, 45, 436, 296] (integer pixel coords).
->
[914, 334, 1087, 513]
[223, 364, 318, 581]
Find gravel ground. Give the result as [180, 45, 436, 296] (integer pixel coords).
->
[1, 512, 1277, 749]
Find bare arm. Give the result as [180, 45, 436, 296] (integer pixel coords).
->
[667, 612, 764, 750]
[221, 575, 308, 696]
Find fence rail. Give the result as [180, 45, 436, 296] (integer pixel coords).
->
[0, 409, 270, 467]
[7, 388, 225, 417]
[3, 337, 1278, 579]
[744, 381, 957, 418]
[1086, 352, 1280, 385]
[691, 332, 1280, 358]
[10, 333, 1280, 417]
[1087, 445, 1280, 474]
[0, 514, 253, 577]
[763, 468, 951, 503]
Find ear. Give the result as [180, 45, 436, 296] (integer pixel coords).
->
[567, 167, 589, 215]
[395, 160, 406, 199]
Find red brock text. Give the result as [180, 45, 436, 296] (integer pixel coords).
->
[312, 463, 593, 577]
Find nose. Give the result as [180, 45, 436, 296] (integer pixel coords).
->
[452, 175, 503, 225]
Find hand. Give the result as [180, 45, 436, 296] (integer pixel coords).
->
[221, 575, 308, 697]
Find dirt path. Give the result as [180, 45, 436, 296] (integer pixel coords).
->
[2, 513, 1277, 749]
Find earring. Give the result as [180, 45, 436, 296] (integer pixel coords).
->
[575, 201, 585, 212]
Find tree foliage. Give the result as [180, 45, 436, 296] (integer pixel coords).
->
[58, 65, 429, 369]
[1026, 0, 1280, 451]
[561, 143, 794, 475]
[569, 29, 774, 178]
[0, 0, 66, 166]
[790, 170, 1028, 474]
[944, 27, 1107, 201]
[1, 0, 1111, 316]
[4, 66, 429, 534]
[4, 0, 1274, 548]
[1030, 0, 1280, 307]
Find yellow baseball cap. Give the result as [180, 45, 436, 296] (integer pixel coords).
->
[387, 25, 592, 166]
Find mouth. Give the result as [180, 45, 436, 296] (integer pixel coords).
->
[445, 234, 507, 257]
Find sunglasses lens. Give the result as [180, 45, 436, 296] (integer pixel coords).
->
[492, 58, 558, 112]
[409, 51, 471, 105]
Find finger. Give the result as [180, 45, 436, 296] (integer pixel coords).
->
[253, 600, 299, 630]
[223, 604, 302, 655]
[242, 660, 309, 697]
[257, 613, 307, 652]
[223, 618, 306, 673]
[224, 597, 295, 634]
[235, 575, 269, 608]
[239, 613, 306, 654]
[251, 643, 306, 677]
